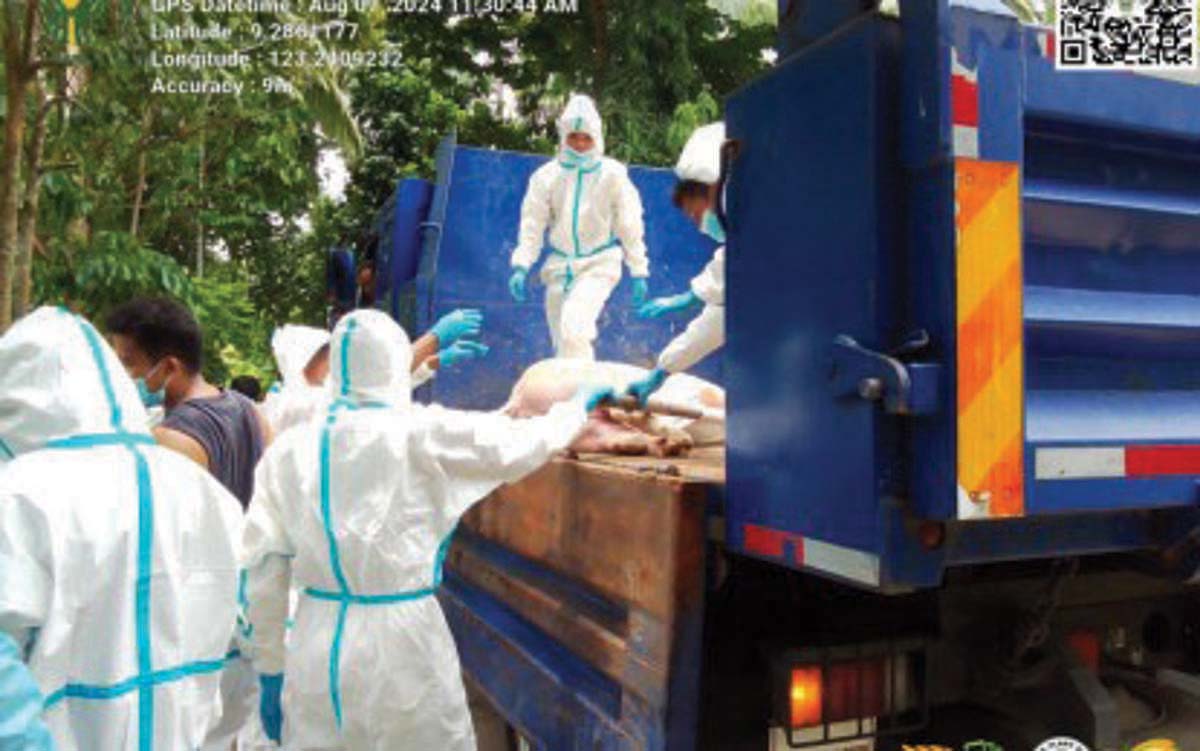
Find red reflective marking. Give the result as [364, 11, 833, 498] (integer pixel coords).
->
[743, 524, 805, 565]
[743, 524, 786, 557]
[1125, 445, 1200, 477]
[951, 74, 979, 127]
[1045, 31, 1056, 61]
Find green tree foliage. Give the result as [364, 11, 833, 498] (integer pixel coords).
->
[11, 0, 772, 378]
[21, 0, 360, 376]
[32, 231, 270, 383]
[332, 0, 771, 242]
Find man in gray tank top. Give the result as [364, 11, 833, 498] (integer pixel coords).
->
[106, 297, 271, 507]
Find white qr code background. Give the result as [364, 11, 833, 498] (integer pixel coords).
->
[1057, 0, 1198, 70]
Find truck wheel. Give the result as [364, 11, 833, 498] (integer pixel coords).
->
[879, 704, 1040, 751]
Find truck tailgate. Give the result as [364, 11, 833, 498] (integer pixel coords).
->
[442, 449, 724, 750]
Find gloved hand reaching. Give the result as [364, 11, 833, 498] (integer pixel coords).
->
[259, 673, 284, 743]
[439, 339, 490, 369]
[630, 278, 649, 308]
[625, 368, 668, 406]
[431, 309, 483, 345]
[508, 267, 529, 303]
[637, 291, 699, 319]
[576, 384, 617, 412]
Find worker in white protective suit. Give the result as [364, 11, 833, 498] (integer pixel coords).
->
[0, 306, 244, 750]
[239, 309, 615, 750]
[261, 323, 332, 436]
[262, 310, 490, 438]
[627, 122, 727, 404]
[509, 93, 651, 360]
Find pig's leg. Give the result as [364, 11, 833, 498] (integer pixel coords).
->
[570, 416, 659, 455]
[608, 411, 694, 457]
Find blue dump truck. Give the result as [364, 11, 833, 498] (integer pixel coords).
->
[367, 1, 1200, 748]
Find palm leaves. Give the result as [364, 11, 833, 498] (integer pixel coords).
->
[286, 65, 363, 161]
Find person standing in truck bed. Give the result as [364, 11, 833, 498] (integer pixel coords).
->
[627, 121, 728, 405]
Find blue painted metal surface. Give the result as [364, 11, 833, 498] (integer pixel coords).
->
[728, 0, 1200, 590]
[441, 577, 634, 750]
[726, 13, 907, 565]
[440, 465, 710, 751]
[373, 179, 434, 323]
[380, 135, 723, 410]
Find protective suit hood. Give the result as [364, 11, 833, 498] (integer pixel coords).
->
[271, 324, 330, 386]
[557, 93, 605, 162]
[674, 121, 726, 184]
[0, 306, 148, 460]
[327, 309, 412, 410]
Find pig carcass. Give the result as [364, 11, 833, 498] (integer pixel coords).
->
[502, 359, 725, 457]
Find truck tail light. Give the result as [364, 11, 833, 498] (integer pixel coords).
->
[773, 640, 928, 748]
[790, 660, 889, 729]
[789, 667, 823, 728]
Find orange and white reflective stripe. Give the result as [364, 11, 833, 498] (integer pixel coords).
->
[955, 159, 1024, 519]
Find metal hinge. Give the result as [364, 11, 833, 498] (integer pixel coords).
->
[830, 332, 941, 416]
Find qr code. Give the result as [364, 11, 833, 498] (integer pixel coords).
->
[1057, 0, 1197, 69]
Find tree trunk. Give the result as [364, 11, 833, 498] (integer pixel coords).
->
[15, 73, 50, 320]
[130, 107, 153, 239]
[196, 128, 205, 277]
[0, 1, 37, 332]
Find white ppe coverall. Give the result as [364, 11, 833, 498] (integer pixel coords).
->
[240, 309, 590, 751]
[0, 306, 244, 751]
[203, 327, 332, 751]
[263, 324, 332, 437]
[659, 249, 724, 373]
[659, 122, 727, 374]
[264, 366, 437, 441]
[512, 94, 649, 360]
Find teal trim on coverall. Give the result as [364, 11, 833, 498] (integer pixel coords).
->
[38, 313, 233, 751]
[313, 319, 458, 729]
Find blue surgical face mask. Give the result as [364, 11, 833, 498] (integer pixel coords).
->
[700, 209, 726, 243]
[135, 362, 167, 409]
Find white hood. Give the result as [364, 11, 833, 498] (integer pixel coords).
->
[0, 306, 149, 459]
[271, 324, 330, 386]
[557, 93, 605, 161]
[674, 121, 726, 184]
[327, 309, 412, 410]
